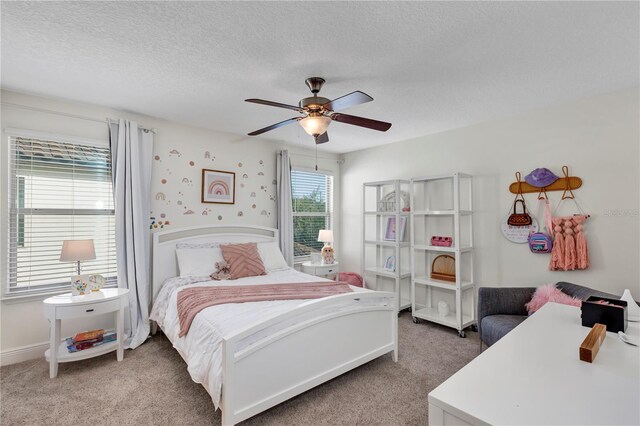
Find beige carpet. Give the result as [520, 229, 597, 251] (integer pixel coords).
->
[1, 312, 479, 425]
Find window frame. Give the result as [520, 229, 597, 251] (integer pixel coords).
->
[291, 167, 334, 262]
[4, 128, 117, 297]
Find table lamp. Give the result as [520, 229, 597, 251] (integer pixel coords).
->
[318, 230, 335, 264]
[60, 240, 96, 295]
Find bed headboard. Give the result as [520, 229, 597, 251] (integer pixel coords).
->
[151, 225, 279, 302]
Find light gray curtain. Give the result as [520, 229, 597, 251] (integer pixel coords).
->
[108, 119, 154, 349]
[277, 150, 294, 266]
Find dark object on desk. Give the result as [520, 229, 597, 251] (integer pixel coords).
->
[579, 323, 606, 363]
[581, 296, 627, 333]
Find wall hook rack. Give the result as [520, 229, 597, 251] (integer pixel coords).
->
[509, 165, 582, 195]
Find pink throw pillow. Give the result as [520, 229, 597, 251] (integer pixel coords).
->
[525, 283, 582, 315]
[220, 243, 267, 280]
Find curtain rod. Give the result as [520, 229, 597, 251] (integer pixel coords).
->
[281, 151, 344, 164]
[1, 101, 157, 134]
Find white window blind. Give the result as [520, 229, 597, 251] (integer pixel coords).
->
[7, 136, 117, 294]
[291, 170, 333, 258]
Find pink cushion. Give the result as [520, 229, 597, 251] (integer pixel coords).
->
[338, 272, 363, 288]
[525, 283, 582, 315]
[220, 243, 267, 280]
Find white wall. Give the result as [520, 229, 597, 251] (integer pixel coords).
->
[0, 90, 341, 364]
[340, 88, 640, 299]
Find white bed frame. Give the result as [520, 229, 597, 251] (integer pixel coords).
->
[151, 225, 398, 426]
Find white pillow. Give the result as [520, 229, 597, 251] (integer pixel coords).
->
[175, 247, 224, 278]
[258, 241, 289, 272]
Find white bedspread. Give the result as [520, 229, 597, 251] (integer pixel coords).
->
[150, 268, 384, 409]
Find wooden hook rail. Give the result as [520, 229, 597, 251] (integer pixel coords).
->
[509, 166, 582, 195]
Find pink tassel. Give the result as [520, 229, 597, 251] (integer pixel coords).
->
[576, 223, 590, 270]
[550, 231, 565, 271]
[564, 232, 577, 271]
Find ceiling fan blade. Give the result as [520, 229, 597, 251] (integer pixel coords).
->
[245, 98, 304, 113]
[315, 132, 329, 144]
[322, 91, 373, 112]
[248, 117, 301, 136]
[330, 113, 392, 132]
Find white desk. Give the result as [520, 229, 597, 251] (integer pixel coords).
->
[429, 303, 640, 425]
[43, 288, 129, 378]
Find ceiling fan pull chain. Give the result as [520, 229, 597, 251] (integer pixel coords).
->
[315, 142, 318, 171]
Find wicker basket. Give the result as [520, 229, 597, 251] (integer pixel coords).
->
[430, 254, 456, 282]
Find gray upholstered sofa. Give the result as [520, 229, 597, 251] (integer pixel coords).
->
[477, 282, 619, 348]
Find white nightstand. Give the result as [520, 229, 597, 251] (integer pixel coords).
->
[301, 261, 339, 279]
[43, 288, 129, 378]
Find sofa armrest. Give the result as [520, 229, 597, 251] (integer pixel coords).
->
[477, 287, 536, 338]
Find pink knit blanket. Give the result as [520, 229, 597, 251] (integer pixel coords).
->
[177, 282, 353, 337]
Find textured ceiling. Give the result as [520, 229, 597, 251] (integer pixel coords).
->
[2, 1, 638, 153]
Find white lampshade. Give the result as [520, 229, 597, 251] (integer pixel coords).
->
[317, 230, 334, 244]
[60, 239, 96, 262]
[299, 114, 331, 137]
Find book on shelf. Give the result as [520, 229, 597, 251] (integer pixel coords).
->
[72, 329, 105, 343]
[66, 332, 117, 353]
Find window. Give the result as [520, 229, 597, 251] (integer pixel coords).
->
[291, 170, 333, 259]
[7, 135, 117, 295]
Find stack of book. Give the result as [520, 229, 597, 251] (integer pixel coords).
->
[66, 329, 117, 353]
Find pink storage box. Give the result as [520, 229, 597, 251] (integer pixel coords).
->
[431, 236, 453, 247]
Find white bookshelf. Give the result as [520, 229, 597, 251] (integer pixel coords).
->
[362, 179, 411, 312]
[410, 173, 476, 337]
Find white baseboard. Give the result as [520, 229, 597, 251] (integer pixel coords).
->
[1, 342, 48, 366]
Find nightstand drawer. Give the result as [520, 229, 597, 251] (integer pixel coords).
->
[55, 299, 121, 319]
[301, 261, 339, 278]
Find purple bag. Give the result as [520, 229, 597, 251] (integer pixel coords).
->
[528, 232, 553, 253]
[528, 198, 553, 253]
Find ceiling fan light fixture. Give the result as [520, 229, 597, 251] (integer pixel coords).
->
[299, 114, 331, 137]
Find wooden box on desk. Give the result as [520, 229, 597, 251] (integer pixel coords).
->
[579, 323, 606, 363]
[581, 296, 627, 333]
